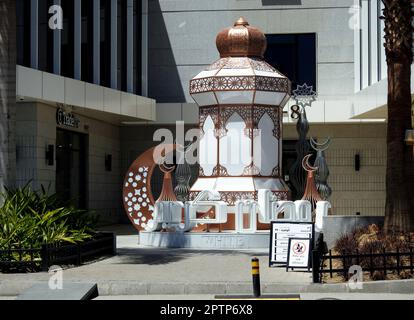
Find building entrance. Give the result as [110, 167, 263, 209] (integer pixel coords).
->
[56, 129, 87, 209]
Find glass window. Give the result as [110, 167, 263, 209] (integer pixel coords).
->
[16, 0, 31, 67]
[265, 33, 317, 91]
[81, 0, 93, 82]
[100, 0, 111, 88]
[38, 0, 54, 73]
[133, 0, 142, 95]
[61, 0, 74, 78]
[117, 0, 127, 91]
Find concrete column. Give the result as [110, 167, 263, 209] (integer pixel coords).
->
[110, 0, 118, 89]
[30, 0, 39, 69]
[369, 0, 379, 84]
[353, 0, 361, 92]
[93, 0, 100, 84]
[53, 0, 62, 75]
[74, 0, 82, 80]
[361, 0, 370, 89]
[141, 0, 149, 97]
[126, 0, 134, 93]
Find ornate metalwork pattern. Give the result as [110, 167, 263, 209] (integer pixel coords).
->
[190, 76, 289, 94]
[212, 164, 229, 176]
[248, 57, 278, 72]
[253, 106, 282, 139]
[206, 58, 230, 71]
[242, 163, 261, 176]
[174, 148, 193, 202]
[199, 106, 219, 133]
[204, 57, 283, 73]
[311, 137, 332, 201]
[219, 105, 252, 135]
[189, 190, 289, 206]
[198, 166, 206, 177]
[292, 83, 317, 108]
[271, 165, 281, 177]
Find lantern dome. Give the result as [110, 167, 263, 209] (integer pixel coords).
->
[216, 17, 267, 58]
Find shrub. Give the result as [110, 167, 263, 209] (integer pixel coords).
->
[333, 224, 414, 281]
[0, 184, 98, 250]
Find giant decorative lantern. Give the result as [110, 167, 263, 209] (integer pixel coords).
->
[189, 17, 291, 207]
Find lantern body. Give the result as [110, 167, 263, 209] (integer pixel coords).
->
[189, 18, 291, 207]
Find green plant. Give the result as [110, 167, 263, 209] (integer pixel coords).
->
[0, 183, 98, 250]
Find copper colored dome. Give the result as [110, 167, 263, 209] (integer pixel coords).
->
[216, 17, 267, 58]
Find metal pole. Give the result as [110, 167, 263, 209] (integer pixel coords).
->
[251, 258, 261, 297]
[312, 250, 320, 283]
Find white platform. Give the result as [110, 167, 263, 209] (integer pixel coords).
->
[139, 231, 270, 249]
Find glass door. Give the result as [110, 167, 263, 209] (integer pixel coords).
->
[56, 129, 87, 209]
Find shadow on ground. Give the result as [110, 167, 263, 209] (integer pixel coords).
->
[113, 248, 269, 265]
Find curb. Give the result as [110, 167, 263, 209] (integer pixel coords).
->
[1, 279, 414, 296]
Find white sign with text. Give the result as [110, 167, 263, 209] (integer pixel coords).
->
[269, 221, 313, 266]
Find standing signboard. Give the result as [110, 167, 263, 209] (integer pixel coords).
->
[286, 238, 312, 270]
[269, 221, 314, 267]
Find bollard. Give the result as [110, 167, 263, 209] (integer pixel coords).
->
[251, 257, 261, 297]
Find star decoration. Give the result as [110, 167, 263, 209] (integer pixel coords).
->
[292, 83, 317, 108]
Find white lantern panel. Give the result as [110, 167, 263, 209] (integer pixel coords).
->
[219, 113, 251, 176]
[199, 116, 217, 176]
[191, 92, 217, 106]
[254, 91, 287, 106]
[190, 177, 217, 192]
[193, 70, 219, 79]
[216, 90, 254, 105]
[216, 68, 254, 77]
[215, 177, 256, 191]
[254, 178, 288, 190]
[254, 70, 285, 78]
[253, 113, 278, 176]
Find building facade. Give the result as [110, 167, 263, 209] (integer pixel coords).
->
[9, 0, 155, 224]
[2, 0, 413, 224]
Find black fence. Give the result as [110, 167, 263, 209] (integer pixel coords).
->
[0, 232, 116, 273]
[312, 248, 414, 283]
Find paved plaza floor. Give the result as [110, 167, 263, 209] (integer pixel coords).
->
[1, 225, 413, 299]
[0, 224, 312, 296]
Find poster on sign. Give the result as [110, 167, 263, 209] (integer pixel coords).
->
[286, 238, 311, 270]
[269, 221, 314, 267]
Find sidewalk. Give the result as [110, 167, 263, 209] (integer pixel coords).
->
[0, 225, 413, 297]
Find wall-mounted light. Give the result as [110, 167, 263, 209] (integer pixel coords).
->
[46, 145, 54, 166]
[105, 154, 112, 172]
[354, 154, 361, 172]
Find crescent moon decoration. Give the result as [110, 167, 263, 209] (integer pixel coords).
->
[301, 154, 323, 214]
[302, 154, 318, 172]
[122, 144, 177, 232]
[310, 137, 331, 152]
